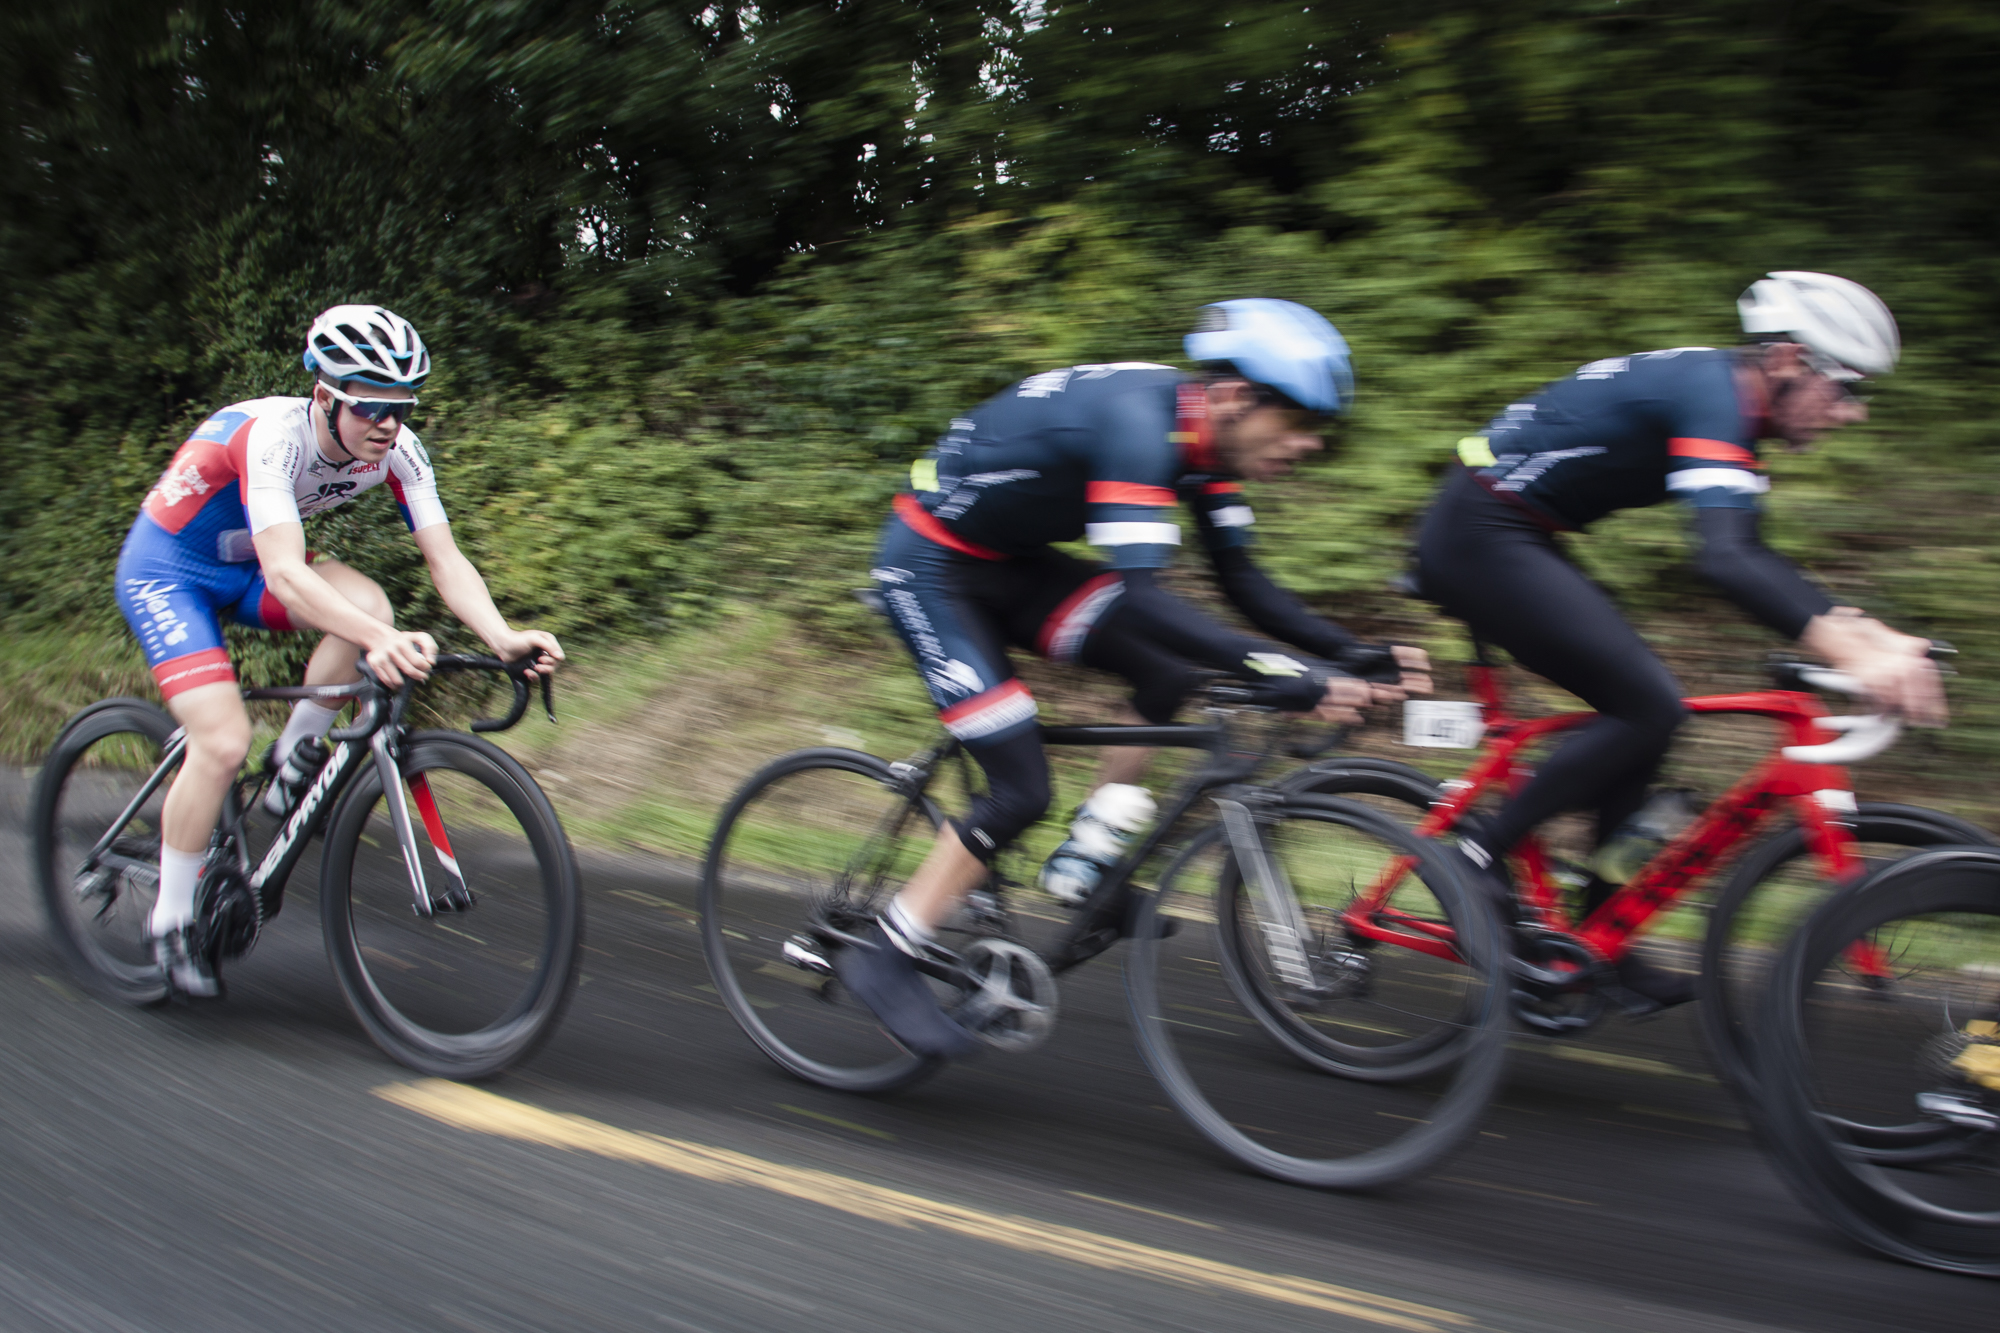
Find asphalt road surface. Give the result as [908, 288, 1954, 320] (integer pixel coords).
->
[1, 767, 1987, 1333]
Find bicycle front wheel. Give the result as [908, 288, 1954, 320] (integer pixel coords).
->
[1700, 804, 1994, 1098]
[32, 699, 178, 1006]
[1755, 845, 2000, 1276]
[320, 731, 582, 1079]
[1128, 795, 1510, 1189]
[700, 749, 945, 1093]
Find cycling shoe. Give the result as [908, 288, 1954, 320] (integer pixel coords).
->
[1606, 951, 1697, 1016]
[833, 922, 978, 1060]
[152, 926, 222, 1000]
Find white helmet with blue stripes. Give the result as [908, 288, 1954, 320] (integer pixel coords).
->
[302, 304, 431, 389]
[1185, 298, 1354, 415]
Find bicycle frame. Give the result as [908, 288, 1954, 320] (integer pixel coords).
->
[1344, 661, 1875, 970]
[72, 657, 536, 927]
[891, 710, 1300, 975]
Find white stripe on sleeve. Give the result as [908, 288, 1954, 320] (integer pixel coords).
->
[1666, 467, 1769, 495]
[1209, 505, 1255, 528]
[1085, 521, 1182, 547]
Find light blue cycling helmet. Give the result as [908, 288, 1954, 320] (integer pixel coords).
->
[1184, 298, 1354, 415]
[301, 304, 431, 389]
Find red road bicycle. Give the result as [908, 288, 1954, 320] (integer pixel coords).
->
[1285, 650, 1988, 1092]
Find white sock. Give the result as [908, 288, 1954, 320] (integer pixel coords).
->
[273, 698, 343, 766]
[151, 846, 206, 936]
[881, 896, 935, 957]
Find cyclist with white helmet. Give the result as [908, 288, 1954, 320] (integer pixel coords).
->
[1417, 271, 1943, 1009]
[847, 299, 1430, 1057]
[115, 304, 562, 997]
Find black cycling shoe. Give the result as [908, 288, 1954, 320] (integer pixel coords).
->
[1446, 818, 1519, 921]
[833, 922, 978, 1061]
[152, 926, 223, 1000]
[1605, 952, 1696, 1017]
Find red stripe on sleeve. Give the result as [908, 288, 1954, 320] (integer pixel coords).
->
[1668, 437, 1759, 467]
[1201, 482, 1243, 495]
[1086, 481, 1176, 507]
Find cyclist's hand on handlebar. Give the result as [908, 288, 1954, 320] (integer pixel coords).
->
[1313, 674, 1371, 725]
[490, 627, 565, 676]
[367, 629, 438, 686]
[1805, 608, 1948, 727]
[1372, 644, 1434, 706]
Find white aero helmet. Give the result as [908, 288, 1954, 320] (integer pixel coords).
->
[1185, 298, 1354, 415]
[302, 304, 431, 388]
[1737, 271, 1899, 379]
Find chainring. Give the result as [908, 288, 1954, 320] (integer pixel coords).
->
[195, 860, 263, 961]
[950, 938, 1059, 1053]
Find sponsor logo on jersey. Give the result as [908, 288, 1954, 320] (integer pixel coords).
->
[1016, 369, 1075, 398]
[1575, 357, 1630, 380]
[151, 462, 211, 510]
[926, 658, 986, 701]
[304, 480, 360, 509]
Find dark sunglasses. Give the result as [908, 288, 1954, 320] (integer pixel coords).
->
[324, 383, 419, 425]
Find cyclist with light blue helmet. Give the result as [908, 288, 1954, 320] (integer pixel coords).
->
[114, 304, 563, 997]
[845, 299, 1431, 1058]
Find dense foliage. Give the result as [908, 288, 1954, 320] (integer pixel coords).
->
[3, 1, 1997, 746]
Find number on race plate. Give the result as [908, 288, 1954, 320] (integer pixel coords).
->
[1402, 700, 1485, 750]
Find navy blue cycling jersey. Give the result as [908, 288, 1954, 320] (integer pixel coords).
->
[897, 364, 1258, 568]
[1460, 347, 1766, 531]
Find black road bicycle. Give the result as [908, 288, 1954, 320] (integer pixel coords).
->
[1753, 843, 2000, 1277]
[32, 654, 582, 1079]
[700, 679, 1513, 1191]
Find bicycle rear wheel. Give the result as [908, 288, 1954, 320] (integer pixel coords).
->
[700, 748, 946, 1093]
[1128, 795, 1510, 1189]
[32, 700, 178, 1006]
[1700, 804, 1993, 1098]
[321, 731, 582, 1079]
[1755, 845, 2000, 1276]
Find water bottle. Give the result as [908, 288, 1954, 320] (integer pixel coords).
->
[1590, 788, 1700, 886]
[1039, 783, 1157, 907]
[263, 736, 330, 817]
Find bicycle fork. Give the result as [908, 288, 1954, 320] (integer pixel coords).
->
[1213, 794, 1321, 994]
[370, 734, 474, 917]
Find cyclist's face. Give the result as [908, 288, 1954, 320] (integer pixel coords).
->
[314, 383, 413, 462]
[1210, 384, 1325, 481]
[1762, 345, 1870, 449]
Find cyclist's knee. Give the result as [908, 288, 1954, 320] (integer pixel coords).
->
[1129, 661, 1200, 725]
[957, 732, 1050, 861]
[314, 559, 394, 625]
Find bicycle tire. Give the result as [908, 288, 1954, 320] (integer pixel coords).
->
[321, 730, 582, 1079]
[32, 699, 178, 1006]
[700, 748, 945, 1094]
[1275, 757, 1442, 811]
[1754, 845, 2000, 1276]
[1699, 803, 1994, 1099]
[1127, 794, 1510, 1189]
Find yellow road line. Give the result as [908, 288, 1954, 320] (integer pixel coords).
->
[377, 1080, 1475, 1332]
[1065, 1190, 1221, 1230]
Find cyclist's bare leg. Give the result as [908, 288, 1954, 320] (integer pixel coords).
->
[1094, 703, 1154, 790]
[155, 681, 253, 931]
[894, 825, 990, 933]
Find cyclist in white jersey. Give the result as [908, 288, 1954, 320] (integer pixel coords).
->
[114, 305, 562, 997]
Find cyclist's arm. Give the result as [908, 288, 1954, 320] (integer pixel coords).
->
[1206, 545, 1362, 659]
[1114, 569, 1360, 713]
[410, 524, 564, 673]
[252, 521, 434, 681]
[1685, 504, 1832, 638]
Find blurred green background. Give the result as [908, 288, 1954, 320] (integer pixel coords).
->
[3, 1, 1996, 794]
